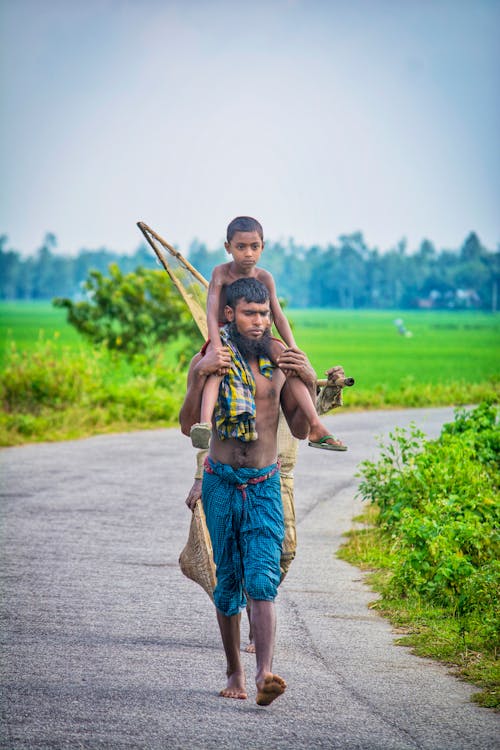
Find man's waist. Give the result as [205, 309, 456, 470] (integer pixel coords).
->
[204, 456, 280, 481]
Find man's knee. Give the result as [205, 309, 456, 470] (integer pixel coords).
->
[214, 584, 246, 617]
[245, 571, 279, 602]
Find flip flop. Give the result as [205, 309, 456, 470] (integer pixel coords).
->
[190, 422, 212, 449]
[308, 435, 347, 452]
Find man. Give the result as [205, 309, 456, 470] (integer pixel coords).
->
[179, 277, 320, 706]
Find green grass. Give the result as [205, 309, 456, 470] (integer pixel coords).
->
[0, 301, 187, 446]
[2, 302, 498, 386]
[337, 407, 500, 710]
[0, 301, 83, 357]
[289, 308, 499, 386]
[0, 302, 499, 445]
[289, 309, 499, 407]
[339, 506, 500, 709]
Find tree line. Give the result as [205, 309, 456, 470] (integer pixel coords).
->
[1, 230, 498, 311]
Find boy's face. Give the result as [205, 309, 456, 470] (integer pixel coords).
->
[224, 230, 264, 271]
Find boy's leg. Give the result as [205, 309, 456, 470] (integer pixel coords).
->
[286, 377, 347, 451]
[216, 609, 247, 699]
[200, 373, 223, 424]
[190, 373, 222, 449]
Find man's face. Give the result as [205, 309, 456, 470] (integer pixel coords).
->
[225, 298, 271, 340]
[224, 231, 264, 271]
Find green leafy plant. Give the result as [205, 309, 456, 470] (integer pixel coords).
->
[54, 264, 199, 359]
[0, 338, 186, 445]
[344, 403, 500, 707]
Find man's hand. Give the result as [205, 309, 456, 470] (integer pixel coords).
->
[185, 479, 202, 511]
[325, 365, 346, 383]
[277, 347, 317, 388]
[197, 345, 232, 377]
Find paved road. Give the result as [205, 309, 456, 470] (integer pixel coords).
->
[1, 408, 498, 750]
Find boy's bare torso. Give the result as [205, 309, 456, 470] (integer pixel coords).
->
[214, 262, 272, 323]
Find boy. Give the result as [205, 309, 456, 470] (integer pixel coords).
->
[189, 216, 346, 453]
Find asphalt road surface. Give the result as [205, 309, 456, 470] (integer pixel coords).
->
[1, 408, 498, 750]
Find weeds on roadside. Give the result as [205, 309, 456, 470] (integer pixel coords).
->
[338, 402, 500, 708]
[0, 339, 186, 445]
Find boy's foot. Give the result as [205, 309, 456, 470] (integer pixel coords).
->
[243, 640, 256, 653]
[219, 670, 247, 700]
[256, 673, 287, 706]
[190, 422, 211, 449]
[308, 434, 347, 451]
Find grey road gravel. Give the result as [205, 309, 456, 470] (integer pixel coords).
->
[1, 407, 499, 750]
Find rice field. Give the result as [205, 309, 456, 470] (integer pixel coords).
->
[289, 308, 500, 391]
[1, 302, 498, 421]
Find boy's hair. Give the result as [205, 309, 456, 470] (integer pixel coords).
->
[226, 216, 264, 242]
[225, 278, 269, 309]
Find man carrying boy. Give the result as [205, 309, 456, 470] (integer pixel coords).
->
[179, 277, 319, 705]
[189, 216, 346, 454]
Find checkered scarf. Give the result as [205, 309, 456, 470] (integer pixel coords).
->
[214, 325, 274, 442]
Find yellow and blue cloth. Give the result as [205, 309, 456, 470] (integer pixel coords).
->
[214, 324, 274, 442]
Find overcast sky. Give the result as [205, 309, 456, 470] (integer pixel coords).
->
[1, 0, 499, 256]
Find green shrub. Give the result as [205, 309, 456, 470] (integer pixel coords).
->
[1, 340, 101, 413]
[356, 403, 500, 650]
[0, 338, 186, 444]
[53, 264, 199, 359]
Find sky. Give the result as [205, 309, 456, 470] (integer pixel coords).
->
[1, 0, 499, 257]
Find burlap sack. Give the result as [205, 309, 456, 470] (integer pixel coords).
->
[178, 499, 216, 601]
[276, 409, 298, 580]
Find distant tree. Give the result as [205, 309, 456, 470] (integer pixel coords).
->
[32, 234, 57, 299]
[0, 236, 21, 299]
[3, 229, 499, 310]
[460, 232, 483, 262]
[54, 264, 199, 358]
[187, 240, 225, 281]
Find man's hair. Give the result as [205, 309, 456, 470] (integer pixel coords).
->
[225, 278, 270, 309]
[226, 216, 264, 242]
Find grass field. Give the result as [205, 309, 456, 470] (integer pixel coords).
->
[2, 302, 499, 382]
[289, 308, 499, 389]
[0, 301, 83, 356]
[1, 301, 499, 445]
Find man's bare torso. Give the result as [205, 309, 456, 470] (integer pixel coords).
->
[209, 355, 286, 469]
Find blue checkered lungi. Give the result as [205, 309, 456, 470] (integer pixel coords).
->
[202, 457, 284, 617]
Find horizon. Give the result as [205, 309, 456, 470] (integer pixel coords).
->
[1, 226, 497, 260]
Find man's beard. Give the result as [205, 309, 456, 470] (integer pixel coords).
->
[228, 322, 273, 361]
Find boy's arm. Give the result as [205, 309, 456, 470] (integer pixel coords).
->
[206, 265, 225, 348]
[259, 270, 297, 348]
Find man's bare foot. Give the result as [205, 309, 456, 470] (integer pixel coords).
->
[219, 670, 247, 700]
[256, 672, 287, 706]
[243, 641, 256, 653]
